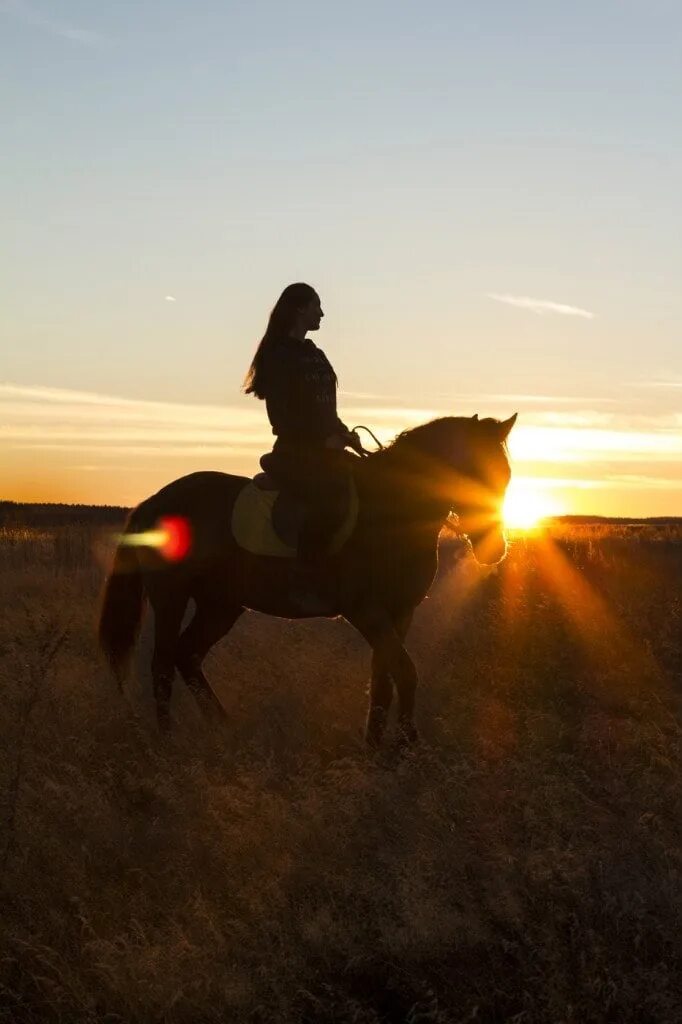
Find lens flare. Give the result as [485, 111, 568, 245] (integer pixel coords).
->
[158, 516, 192, 561]
[116, 515, 192, 561]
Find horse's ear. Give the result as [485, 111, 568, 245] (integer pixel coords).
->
[498, 413, 517, 441]
[472, 413, 479, 421]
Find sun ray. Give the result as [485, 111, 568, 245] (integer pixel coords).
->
[530, 532, 665, 703]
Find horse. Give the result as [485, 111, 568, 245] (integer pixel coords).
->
[97, 413, 516, 747]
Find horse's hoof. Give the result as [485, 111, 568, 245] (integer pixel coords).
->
[207, 705, 228, 730]
[365, 711, 388, 750]
[191, 686, 228, 725]
[397, 722, 420, 748]
[365, 726, 384, 750]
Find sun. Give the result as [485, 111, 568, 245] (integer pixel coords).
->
[502, 479, 560, 530]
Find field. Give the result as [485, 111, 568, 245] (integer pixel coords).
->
[1, 512, 681, 1023]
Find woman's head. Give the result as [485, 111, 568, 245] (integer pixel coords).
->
[264, 282, 322, 340]
[243, 282, 323, 398]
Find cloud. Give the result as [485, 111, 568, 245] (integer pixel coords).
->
[340, 389, 619, 410]
[607, 474, 682, 490]
[523, 411, 615, 428]
[0, 0, 104, 45]
[509, 424, 682, 464]
[3, 380, 681, 489]
[165, 295, 176, 302]
[0, 382, 430, 456]
[339, 390, 408, 402]
[487, 293, 595, 319]
[464, 393, 615, 405]
[2, 381, 681, 509]
[512, 475, 603, 491]
[636, 377, 682, 389]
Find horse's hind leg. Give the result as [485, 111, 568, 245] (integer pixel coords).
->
[367, 648, 393, 748]
[390, 611, 417, 744]
[176, 600, 243, 721]
[149, 591, 187, 732]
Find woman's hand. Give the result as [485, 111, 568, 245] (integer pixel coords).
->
[325, 433, 347, 450]
[325, 430, 364, 453]
[344, 430, 365, 455]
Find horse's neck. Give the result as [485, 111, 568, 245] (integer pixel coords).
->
[359, 447, 452, 539]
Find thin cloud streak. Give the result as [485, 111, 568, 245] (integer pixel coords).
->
[0, 0, 104, 44]
[473, 393, 615, 405]
[513, 475, 602, 491]
[635, 377, 682, 390]
[0, 427, 269, 445]
[510, 425, 682, 464]
[12, 443, 265, 457]
[341, 389, 618, 407]
[521, 410, 682, 430]
[2, 383, 619, 420]
[0, 382, 435, 455]
[515, 473, 682, 492]
[607, 474, 682, 490]
[0, 383, 434, 437]
[487, 293, 595, 319]
[0, 383, 221, 412]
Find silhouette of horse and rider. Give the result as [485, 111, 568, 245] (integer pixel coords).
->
[99, 283, 516, 746]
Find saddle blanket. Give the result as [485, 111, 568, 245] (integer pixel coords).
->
[231, 478, 358, 558]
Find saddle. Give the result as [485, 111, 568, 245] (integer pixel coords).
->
[231, 471, 358, 558]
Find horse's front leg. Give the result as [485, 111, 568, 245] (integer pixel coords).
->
[391, 639, 420, 747]
[366, 610, 414, 747]
[367, 646, 393, 748]
[348, 606, 418, 747]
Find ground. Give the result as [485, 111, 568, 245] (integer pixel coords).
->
[0, 515, 681, 1023]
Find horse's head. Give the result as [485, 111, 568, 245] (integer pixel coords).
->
[376, 412, 517, 565]
[449, 413, 516, 565]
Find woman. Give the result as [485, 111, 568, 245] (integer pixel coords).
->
[243, 282, 360, 610]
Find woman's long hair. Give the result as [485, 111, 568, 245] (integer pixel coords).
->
[243, 282, 318, 399]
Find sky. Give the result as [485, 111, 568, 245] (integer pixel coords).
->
[1, 0, 681, 516]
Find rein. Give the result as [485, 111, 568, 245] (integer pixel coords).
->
[350, 424, 385, 456]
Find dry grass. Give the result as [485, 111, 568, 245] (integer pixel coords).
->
[1, 518, 681, 1022]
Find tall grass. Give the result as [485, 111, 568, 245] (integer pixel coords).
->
[1, 522, 681, 1022]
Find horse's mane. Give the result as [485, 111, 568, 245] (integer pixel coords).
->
[383, 416, 469, 453]
[369, 415, 508, 465]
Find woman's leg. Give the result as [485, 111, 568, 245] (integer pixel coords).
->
[296, 449, 351, 561]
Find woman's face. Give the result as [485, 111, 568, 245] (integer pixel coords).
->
[299, 294, 324, 332]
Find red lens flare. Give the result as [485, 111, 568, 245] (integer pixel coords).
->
[159, 516, 192, 561]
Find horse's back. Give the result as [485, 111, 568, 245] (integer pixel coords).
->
[145, 470, 249, 511]
[130, 471, 249, 562]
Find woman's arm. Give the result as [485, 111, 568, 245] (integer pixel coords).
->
[263, 346, 308, 439]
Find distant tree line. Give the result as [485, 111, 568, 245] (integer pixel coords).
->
[0, 502, 678, 530]
[0, 502, 130, 528]
[551, 515, 681, 525]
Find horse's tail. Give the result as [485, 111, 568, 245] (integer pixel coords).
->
[97, 511, 146, 686]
